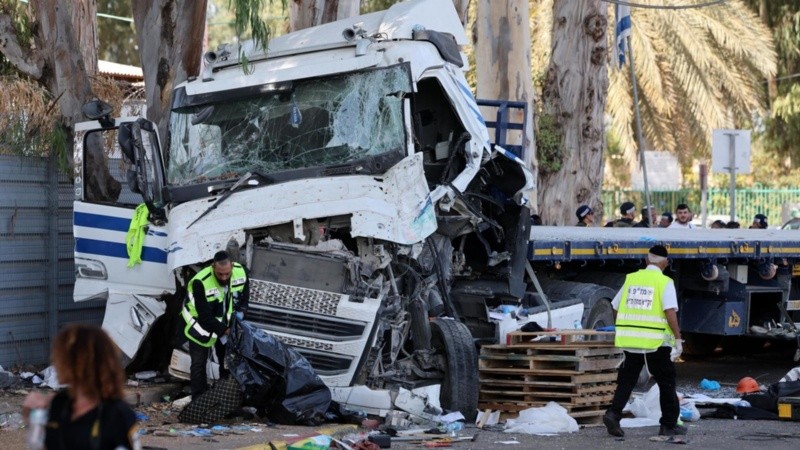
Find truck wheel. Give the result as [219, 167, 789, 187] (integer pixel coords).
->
[586, 299, 614, 330]
[431, 318, 478, 421]
[682, 332, 721, 356]
[585, 299, 614, 342]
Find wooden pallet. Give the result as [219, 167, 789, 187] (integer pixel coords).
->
[480, 345, 622, 372]
[507, 329, 616, 346]
[480, 330, 621, 423]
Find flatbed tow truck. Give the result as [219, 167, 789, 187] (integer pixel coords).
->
[527, 226, 800, 356]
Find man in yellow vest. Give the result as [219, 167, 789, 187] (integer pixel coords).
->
[180, 250, 249, 397]
[603, 245, 685, 438]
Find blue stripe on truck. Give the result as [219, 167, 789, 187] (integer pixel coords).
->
[75, 238, 168, 264]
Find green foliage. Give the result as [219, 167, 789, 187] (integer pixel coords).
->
[773, 82, 800, 120]
[226, 0, 288, 72]
[96, 1, 139, 66]
[229, 0, 285, 51]
[361, 0, 399, 13]
[536, 113, 563, 174]
[744, 1, 800, 173]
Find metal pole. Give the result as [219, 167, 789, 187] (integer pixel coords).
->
[626, 35, 652, 225]
[700, 163, 708, 228]
[727, 133, 736, 222]
[47, 147, 59, 345]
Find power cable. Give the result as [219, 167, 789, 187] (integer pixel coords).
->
[601, 0, 729, 9]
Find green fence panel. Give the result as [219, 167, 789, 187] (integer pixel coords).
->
[601, 188, 800, 228]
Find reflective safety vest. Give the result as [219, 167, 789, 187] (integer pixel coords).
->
[615, 269, 675, 350]
[181, 263, 247, 347]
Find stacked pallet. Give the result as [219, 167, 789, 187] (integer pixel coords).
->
[478, 330, 622, 424]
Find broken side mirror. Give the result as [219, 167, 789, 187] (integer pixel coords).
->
[128, 118, 167, 217]
[82, 99, 115, 128]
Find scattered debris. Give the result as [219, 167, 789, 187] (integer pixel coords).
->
[503, 402, 579, 435]
[699, 379, 721, 390]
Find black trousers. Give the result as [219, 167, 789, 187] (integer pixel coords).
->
[189, 338, 229, 398]
[608, 347, 680, 427]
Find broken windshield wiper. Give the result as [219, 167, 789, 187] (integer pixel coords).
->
[186, 171, 273, 229]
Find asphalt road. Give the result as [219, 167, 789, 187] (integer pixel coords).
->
[1, 349, 798, 449]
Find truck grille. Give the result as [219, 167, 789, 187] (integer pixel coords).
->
[250, 279, 341, 315]
[247, 305, 366, 341]
[292, 348, 353, 376]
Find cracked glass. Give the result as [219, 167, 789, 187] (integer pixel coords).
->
[168, 65, 411, 186]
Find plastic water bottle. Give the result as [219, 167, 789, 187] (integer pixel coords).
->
[573, 319, 584, 341]
[446, 421, 464, 437]
[26, 408, 47, 450]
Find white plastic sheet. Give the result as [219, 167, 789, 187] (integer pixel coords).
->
[503, 402, 579, 435]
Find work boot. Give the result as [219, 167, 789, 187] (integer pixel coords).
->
[659, 424, 688, 436]
[603, 410, 624, 437]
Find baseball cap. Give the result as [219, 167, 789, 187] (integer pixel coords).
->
[576, 205, 593, 219]
[620, 201, 636, 215]
[661, 211, 673, 221]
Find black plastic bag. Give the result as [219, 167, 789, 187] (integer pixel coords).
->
[226, 316, 331, 425]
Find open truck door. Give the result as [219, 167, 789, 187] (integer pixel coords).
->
[73, 103, 173, 360]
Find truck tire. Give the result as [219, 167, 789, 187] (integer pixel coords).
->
[538, 280, 616, 329]
[586, 299, 614, 330]
[682, 332, 721, 356]
[430, 318, 478, 421]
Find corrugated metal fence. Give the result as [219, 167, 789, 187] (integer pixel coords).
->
[0, 155, 104, 368]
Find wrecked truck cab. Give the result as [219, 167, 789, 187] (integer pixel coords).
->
[73, 0, 535, 420]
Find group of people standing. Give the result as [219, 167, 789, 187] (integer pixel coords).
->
[575, 202, 694, 229]
[575, 202, 771, 230]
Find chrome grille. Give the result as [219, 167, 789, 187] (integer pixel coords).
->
[250, 279, 340, 315]
[247, 306, 366, 341]
[271, 334, 334, 352]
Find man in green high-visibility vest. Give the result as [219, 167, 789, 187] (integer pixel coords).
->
[603, 245, 685, 438]
[180, 251, 249, 398]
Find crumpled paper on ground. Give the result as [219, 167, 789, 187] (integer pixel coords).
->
[503, 402, 579, 435]
[41, 366, 63, 390]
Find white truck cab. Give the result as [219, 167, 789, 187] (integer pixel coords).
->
[73, 0, 540, 418]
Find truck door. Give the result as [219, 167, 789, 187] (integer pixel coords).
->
[73, 118, 173, 302]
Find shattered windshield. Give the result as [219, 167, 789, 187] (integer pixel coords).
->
[167, 64, 411, 186]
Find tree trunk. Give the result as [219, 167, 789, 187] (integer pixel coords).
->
[759, 0, 777, 103]
[538, 0, 608, 226]
[29, 0, 120, 202]
[474, 0, 537, 210]
[290, 0, 361, 32]
[451, 0, 468, 26]
[132, 0, 207, 154]
[70, 0, 98, 75]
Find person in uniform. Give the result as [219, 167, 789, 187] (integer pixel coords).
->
[575, 205, 594, 227]
[603, 245, 686, 438]
[179, 250, 249, 397]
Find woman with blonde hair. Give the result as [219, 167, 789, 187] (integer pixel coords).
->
[23, 324, 140, 450]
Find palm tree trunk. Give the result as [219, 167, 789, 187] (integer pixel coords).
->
[538, 0, 608, 225]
